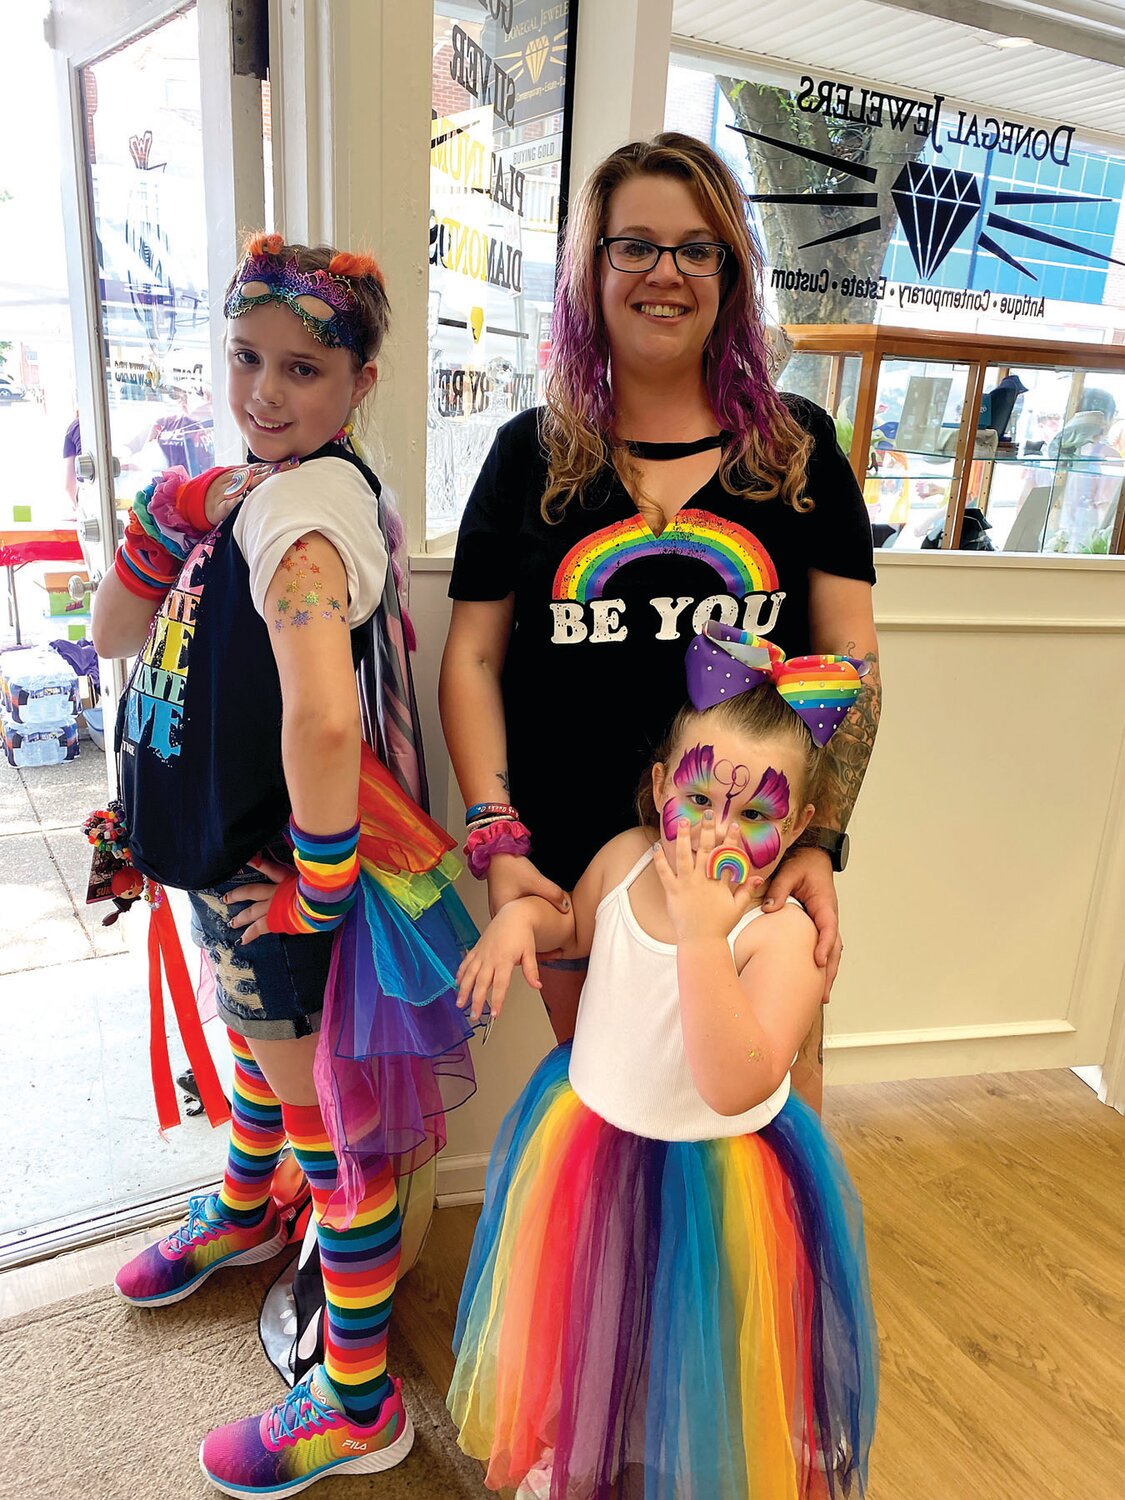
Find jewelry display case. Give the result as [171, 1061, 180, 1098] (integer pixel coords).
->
[782, 325, 1125, 555]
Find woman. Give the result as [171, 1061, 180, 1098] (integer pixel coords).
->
[439, 132, 880, 1108]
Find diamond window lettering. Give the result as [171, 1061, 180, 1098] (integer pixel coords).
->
[891, 164, 982, 279]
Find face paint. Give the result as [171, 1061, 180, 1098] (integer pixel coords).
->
[661, 743, 714, 841]
[713, 758, 751, 820]
[734, 767, 791, 869]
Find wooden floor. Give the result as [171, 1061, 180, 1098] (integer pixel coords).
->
[4, 1069, 1123, 1498]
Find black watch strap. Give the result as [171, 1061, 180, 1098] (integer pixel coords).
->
[801, 828, 850, 872]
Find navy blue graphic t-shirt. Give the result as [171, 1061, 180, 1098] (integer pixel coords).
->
[449, 397, 875, 888]
[117, 449, 386, 891]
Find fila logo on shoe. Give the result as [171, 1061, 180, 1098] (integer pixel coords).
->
[342, 1440, 369, 1451]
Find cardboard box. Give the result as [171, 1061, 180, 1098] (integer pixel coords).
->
[37, 569, 89, 618]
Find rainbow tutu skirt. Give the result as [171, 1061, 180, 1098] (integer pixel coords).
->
[449, 1044, 877, 1499]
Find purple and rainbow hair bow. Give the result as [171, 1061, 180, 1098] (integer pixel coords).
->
[685, 622, 870, 746]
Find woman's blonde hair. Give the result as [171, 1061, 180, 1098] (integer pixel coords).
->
[542, 133, 811, 527]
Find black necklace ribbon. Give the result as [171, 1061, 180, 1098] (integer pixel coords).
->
[623, 432, 728, 461]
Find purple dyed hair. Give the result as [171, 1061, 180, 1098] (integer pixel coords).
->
[542, 132, 812, 522]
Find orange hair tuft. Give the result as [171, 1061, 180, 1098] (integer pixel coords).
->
[245, 231, 284, 257]
[328, 250, 385, 288]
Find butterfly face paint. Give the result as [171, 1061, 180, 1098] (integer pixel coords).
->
[661, 743, 714, 842]
[660, 747, 792, 870]
[734, 767, 790, 868]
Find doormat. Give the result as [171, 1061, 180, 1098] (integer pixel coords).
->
[0, 1257, 487, 1500]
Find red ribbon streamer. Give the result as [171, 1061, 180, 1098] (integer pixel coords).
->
[146, 891, 231, 1130]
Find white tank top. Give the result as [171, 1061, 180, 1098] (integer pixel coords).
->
[568, 848, 791, 1141]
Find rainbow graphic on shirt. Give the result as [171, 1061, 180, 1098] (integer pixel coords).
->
[552, 508, 778, 603]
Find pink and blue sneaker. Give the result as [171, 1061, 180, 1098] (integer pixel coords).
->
[114, 1193, 288, 1307]
[200, 1365, 414, 1497]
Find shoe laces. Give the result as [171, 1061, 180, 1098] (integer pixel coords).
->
[167, 1195, 222, 1252]
[266, 1377, 340, 1445]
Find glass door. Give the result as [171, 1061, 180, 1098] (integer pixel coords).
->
[0, 0, 264, 1268]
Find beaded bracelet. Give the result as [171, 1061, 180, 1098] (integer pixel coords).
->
[266, 818, 361, 935]
[466, 801, 518, 826]
[464, 818, 532, 879]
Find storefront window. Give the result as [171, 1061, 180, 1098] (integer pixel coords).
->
[84, 18, 214, 493]
[426, 1, 576, 543]
[665, 55, 1125, 556]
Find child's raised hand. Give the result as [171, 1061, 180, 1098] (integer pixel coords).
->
[204, 458, 299, 526]
[455, 903, 543, 1025]
[652, 812, 763, 944]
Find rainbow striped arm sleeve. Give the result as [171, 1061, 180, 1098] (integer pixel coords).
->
[266, 818, 361, 936]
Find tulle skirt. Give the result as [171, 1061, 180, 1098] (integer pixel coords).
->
[449, 1045, 878, 1499]
[312, 743, 479, 1227]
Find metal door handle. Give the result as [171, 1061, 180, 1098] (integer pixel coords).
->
[75, 451, 121, 481]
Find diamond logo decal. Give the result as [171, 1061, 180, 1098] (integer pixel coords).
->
[891, 163, 982, 278]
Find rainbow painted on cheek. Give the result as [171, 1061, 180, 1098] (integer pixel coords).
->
[737, 767, 790, 868]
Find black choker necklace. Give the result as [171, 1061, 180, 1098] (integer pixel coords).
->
[623, 432, 727, 461]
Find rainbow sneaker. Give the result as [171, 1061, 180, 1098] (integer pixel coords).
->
[114, 1193, 288, 1307]
[200, 1365, 414, 1497]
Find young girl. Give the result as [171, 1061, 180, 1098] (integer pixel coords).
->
[93, 235, 476, 1497]
[448, 623, 878, 1500]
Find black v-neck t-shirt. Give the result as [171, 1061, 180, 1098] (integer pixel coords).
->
[449, 396, 875, 888]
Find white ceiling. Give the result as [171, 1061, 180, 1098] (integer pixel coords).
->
[671, 0, 1125, 140]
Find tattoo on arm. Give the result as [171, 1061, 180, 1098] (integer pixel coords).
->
[498, 770, 510, 795]
[270, 541, 346, 631]
[808, 651, 881, 834]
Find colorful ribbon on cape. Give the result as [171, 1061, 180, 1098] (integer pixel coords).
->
[685, 622, 870, 746]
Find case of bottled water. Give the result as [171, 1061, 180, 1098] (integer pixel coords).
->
[0, 646, 82, 766]
[1, 708, 80, 767]
[0, 646, 80, 726]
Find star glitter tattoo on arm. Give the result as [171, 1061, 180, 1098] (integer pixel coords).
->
[270, 550, 348, 630]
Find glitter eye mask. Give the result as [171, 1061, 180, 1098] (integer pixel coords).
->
[223, 243, 382, 357]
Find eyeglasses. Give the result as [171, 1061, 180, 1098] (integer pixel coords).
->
[598, 237, 731, 277]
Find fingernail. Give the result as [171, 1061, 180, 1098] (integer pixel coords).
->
[703, 810, 713, 821]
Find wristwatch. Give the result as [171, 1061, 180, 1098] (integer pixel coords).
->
[802, 828, 850, 873]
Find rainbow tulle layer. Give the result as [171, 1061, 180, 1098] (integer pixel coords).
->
[449, 1045, 878, 1499]
[312, 744, 479, 1227]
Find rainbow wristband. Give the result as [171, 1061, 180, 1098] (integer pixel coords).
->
[466, 801, 518, 826]
[266, 818, 361, 935]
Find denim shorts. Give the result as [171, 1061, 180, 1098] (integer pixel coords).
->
[188, 863, 335, 1041]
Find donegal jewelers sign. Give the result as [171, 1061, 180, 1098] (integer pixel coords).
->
[427, 0, 577, 540]
[718, 69, 1125, 328]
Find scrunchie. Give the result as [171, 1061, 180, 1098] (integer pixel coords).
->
[464, 819, 532, 880]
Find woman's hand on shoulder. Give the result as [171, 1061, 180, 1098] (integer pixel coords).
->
[761, 846, 841, 1003]
[653, 813, 763, 946]
[456, 900, 544, 1023]
[486, 853, 569, 917]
